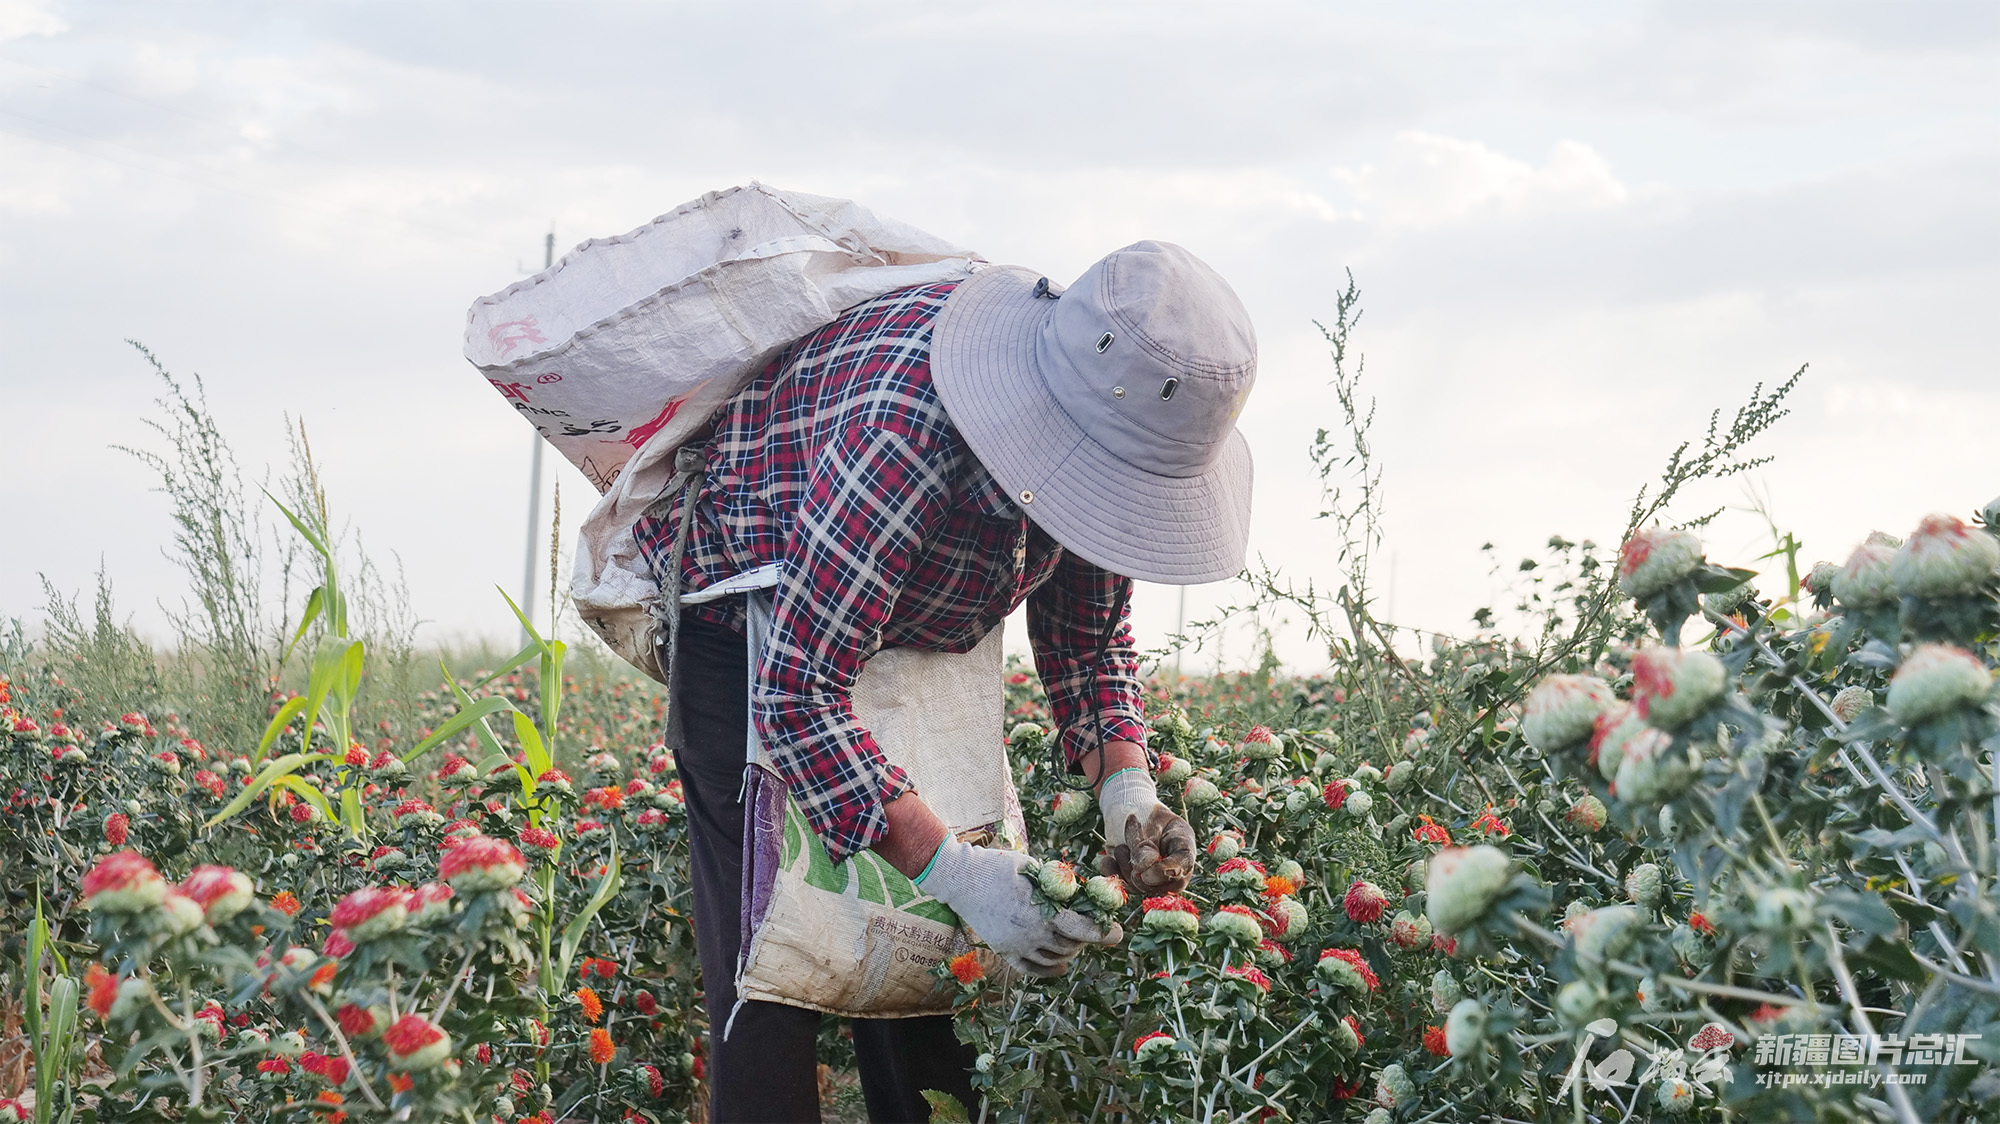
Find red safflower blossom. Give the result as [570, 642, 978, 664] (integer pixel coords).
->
[290, 803, 316, 824]
[1344, 1015, 1364, 1047]
[639, 1063, 664, 1098]
[387, 1073, 414, 1094]
[634, 990, 659, 1016]
[1689, 912, 1715, 935]
[258, 1057, 292, 1076]
[1318, 947, 1380, 991]
[438, 835, 527, 890]
[1689, 1024, 1735, 1052]
[1223, 964, 1272, 992]
[1423, 1025, 1450, 1056]
[1470, 809, 1510, 837]
[589, 1027, 616, 1065]
[1343, 880, 1390, 924]
[337, 1004, 377, 1038]
[103, 812, 130, 847]
[1141, 894, 1199, 914]
[1412, 815, 1452, 845]
[85, 963, 117, 1019]
[583, 785, 626, 810]
[948, 951, 984, 985]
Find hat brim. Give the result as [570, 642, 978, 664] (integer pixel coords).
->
[931, 265, 1252, 585]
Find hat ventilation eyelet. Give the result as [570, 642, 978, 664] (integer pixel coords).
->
[1160, 378, 1179, 401]
[1096, 331, 1115, 353]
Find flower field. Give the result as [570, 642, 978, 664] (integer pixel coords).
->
[5, 350, 2000, 1122]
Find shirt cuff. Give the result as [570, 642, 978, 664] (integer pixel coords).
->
[1057, 711, 1153, 772]
[810, 761, 915, 864]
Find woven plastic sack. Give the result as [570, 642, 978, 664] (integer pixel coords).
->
[460, 183, 977, 678]
[729, 594, 1026, 1020]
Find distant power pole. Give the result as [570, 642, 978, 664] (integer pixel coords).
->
[521, 228, 555, 644]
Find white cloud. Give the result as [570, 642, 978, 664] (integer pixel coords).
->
[1336, 132, 1629, 231]
[0, 0, 64, 43]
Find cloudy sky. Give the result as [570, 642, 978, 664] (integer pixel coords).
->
[3, 1, 1996, 673]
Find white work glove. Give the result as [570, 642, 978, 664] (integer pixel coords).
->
[918, 838, 1119, 977]
[1096, 768, 1197, 895]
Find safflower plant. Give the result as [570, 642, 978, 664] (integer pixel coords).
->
[7, 330, 2000, 1122]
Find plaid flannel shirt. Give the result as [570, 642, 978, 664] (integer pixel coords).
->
[635, 281, 1146, 862]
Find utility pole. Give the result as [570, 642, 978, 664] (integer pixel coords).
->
[521, 227, 555, 645]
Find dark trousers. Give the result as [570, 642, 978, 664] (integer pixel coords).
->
[672, 613, 978, 1124]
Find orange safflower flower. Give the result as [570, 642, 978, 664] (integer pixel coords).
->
[589, 1027, 615, 1065]
[387, 1073, 414, 1094]
[576, 986, 604, 1023]
[270, 891, 302, 916]
[1262, 875, 1298, 899]
[947, 952, 983, 985]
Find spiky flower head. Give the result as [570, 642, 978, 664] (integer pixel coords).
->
[439, 835, 527, 891]
[1566, 795, 1608, 833]
[1157, 753, 1193, 783]
[1618, 527, 1703, 601]
[1373, 1063, 1415, 1110]
[1034, 860, 1080, 903]
[180, 865, 256, 924]
[1183, 776, 1223, 805]
[1046, 787, 1092, 825]
[1205, 904, 1265, 944]
[1264, 896, 1309, 940]
[1430, 969, 1463, 1014]
[1084, 875, 1128, 911]
[1315, 947, 1380, 994]
[1887, 644, 1994, 726]
[1239, 725, 1284, 760]
[1831, 542, 1898, 607]
[83, 851, 168, 914]
[1893, 513, 2000, 598]
[1426, 845, 1514, 934]
[1624, 863, 1665, 907]
[1388, 910, 1433, 951]
[1134, 1031, 1177, 1063]
[383, 1014, 451, 1071]
[1343, 880, 1390, 924]
[1829, 685, 1873, 724]
[1445, 999, 1487, 1056]
[1205, 830, 1243, 861]
[1522, 675, 1616, 752]
[1631, 647, 1727, 731]
[1141, 895, 1200, 937]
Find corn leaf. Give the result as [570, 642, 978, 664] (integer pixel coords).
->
[512, 710, 552, 777]
[556, 841, 621, 989]
[469, 641, 543, 691]
[406, 694, 519, 763]
[271, 774, 337, 823]
[281, 585, 324, 668]
[204, 752, 332, 828]
[253, 695, 310, 766]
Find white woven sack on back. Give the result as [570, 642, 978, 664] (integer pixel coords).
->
[461, 183, 977, 677]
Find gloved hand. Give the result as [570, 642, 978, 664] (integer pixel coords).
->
[1096, 768, 1197, 894]
[918, 838, 1120, 977]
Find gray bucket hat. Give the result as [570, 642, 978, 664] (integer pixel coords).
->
[930, 240, 1256, 585]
